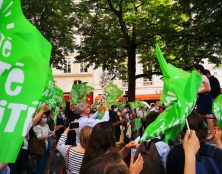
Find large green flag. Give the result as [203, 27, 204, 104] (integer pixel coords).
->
[70, 82, 94, 104]
[140, 44, 201, 143]
[0, 0, 51, 162]
[212, 94, 222, 129]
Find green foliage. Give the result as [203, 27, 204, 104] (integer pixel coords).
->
[22, 0, 76, 68]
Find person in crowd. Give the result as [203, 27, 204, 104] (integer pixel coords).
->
[74, 102, 109, 145]
[166, 111, 222, 174]
[64, 102, 80, 146]
[80, 121, 137, 173]
[137, 106, 148, 135]
[122, 105, 131, 120]
[205, 69, 221, 100]
[55, 106, 66, 143]
[57, 126, 92, 174]
[214, 127, 222, 149]
[34, 113, 55, 174]
[183, 130, 200, 174]
[150, 103, 159, 112]
[194, 65, 214, 140]
[80, 148, 144, 174]
[109, 105, 125, 142]
[9, 104, 49, 174]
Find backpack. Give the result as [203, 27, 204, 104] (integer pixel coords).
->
[134, 139, 165, 174]
[28, 127, 46, 156]
[196, 144, 221, 174]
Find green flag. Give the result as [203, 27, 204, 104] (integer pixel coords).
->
[38, 68, 55, 109]
[0, 0, 52, 162]
[212, 94, 222, 129]
[129, 100, 144, 111]
[38, 69, 63, 109]
[70, 82, 94, 104]
[70, 83, 81, 104]
[104, 83, 123, 98]
[140, 44, 201, 143]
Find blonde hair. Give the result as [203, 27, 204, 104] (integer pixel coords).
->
[79, 126, 93, 148]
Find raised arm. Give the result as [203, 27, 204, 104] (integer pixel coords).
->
[56, 127, 72, 158]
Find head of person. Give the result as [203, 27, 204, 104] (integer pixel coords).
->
[40, 113, 48, 125]
[90, 108, 97, 114]
[79, 126, 93, 148]
[70, 103, 75, 111]
[81, 122, 116, 170]
[185, 111, 208, 141]
[111, 105, 118, 112]
[80, 148, 129, 174]
[193, 64, 205, 75]
[75, 102, 91, 116]
[205, 69, 211, 78]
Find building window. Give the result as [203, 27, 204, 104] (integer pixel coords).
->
[122, 80, 128, 87]
[64, 59, 71, 73]
[143, 78, 153, 86]
[80, 63, 88, 73]
[74, 80, 82, 85]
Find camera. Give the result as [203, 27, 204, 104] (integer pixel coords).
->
[69, 122, 79, 129]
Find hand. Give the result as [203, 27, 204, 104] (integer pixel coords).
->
[97, 105, 103, 112]
[103, 103, 108, 111]
[42, 104, 49, 112]
[214, 127, 222, 149]
[126, 141, 137, 149]
[50, 131, 55, 138]
[183, 130, 200, 157]
[130, 153, 144, 174]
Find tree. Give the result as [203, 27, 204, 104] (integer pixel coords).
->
[73, 0, 184, 101]
[73, 0, 222, 101]
[167, 0, 222, 66]
[22, 0, 76, 68]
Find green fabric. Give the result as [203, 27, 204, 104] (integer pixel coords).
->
[0, 0, 52, 162]
[133, 118, 142, 131]
[70, 82, 94, 104]
[70, 83, 80, 104]
[140, 44, 201, 143]
[54, 106, 59, 125]
[212, 94, 222, 129]
[97, 110, 105, 120]
[129, 100, 144, 110]
[38, 69, 63, 109]
[104, 83, 123, 98]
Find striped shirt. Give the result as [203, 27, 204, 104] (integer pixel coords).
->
[57, 134, 84, 174]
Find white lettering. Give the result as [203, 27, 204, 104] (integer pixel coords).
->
[2, 39, 12, 57]
[22, 106, 35, 136]
[0, 60, 11, 76]
[4, 103, 27, 132]
[5, 68, 24, 96]
[0, 100, 7, 124]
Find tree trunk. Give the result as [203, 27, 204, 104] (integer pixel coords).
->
[127, 46, 136, 102]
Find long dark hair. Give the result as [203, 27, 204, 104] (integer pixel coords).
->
[80, 148, 129, 174]
[80, 122, 116, 173]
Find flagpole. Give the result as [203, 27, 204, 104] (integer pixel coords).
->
[185, 119, 190, 133]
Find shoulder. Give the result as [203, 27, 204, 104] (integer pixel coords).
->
[202, 75, 210, 83]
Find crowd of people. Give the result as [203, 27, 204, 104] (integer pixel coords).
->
[0, 67, 222, 174]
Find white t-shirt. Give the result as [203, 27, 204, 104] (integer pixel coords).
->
[34, 124, 50, 149]
[199, 75, 211, 92]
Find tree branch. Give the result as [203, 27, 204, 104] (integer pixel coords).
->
[107, 0, 120, 16]
[135, 72, 162, 79]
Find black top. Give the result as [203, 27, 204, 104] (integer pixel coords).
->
[209, 75, 220, 99]
[109, 110, 121, 142]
